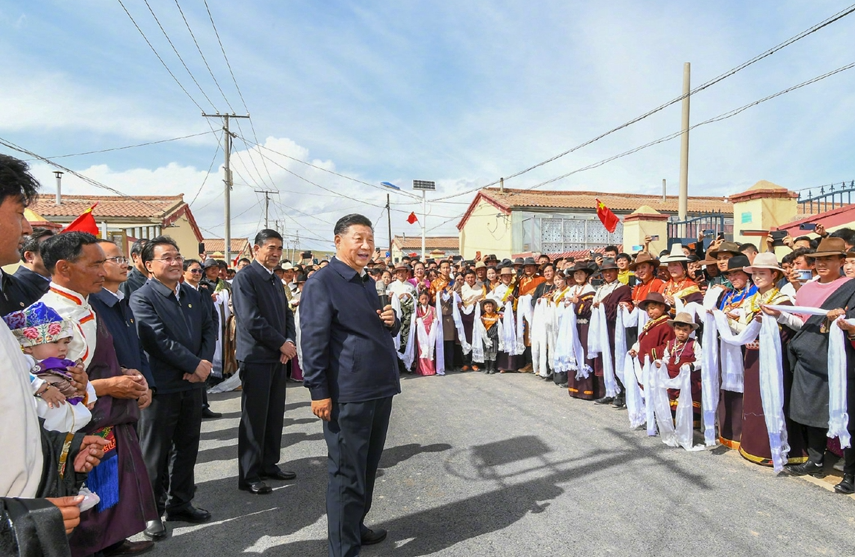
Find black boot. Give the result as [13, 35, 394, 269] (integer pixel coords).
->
[835, 474, 855, 494]
[786, 459, 825, 477]
[612, 395, 626, 408]
[594, 396, 614, 405]
[554, 371, 568, 387]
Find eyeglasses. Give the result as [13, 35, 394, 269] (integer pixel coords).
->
[188, 269, 203, 274]
[107, 256, 130, 265]
[152, 256, 185, 265]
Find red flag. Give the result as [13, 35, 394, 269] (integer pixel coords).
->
[62, 203, 99, 235]
[406, 212, 418, 225]
[596, 199, 619, 233]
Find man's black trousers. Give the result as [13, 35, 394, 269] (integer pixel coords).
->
[138, 388, 203, 515]
[323, 396, 393, 557]
[238, 361, 288, 487]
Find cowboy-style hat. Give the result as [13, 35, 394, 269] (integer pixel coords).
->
[743, 252, 785, 274]
[707, 241, 742, 258]
[660, 243, 690, 264]
[394, 262, 410, 272]
[628, 252, 661, 271]
[723, 254, 752, 274]
[810, 237, 848, 258]
[668, 312, 699, 331]
[513, 257, 525, 266]
[486, 254, 498, 262]
[567, 260, 596, 275]
[500, 258, 512, 267]
[280, 262, 295, 271]
[480, 297, 498, 311]
[500, 266, 515, 276]
[597, 257, 619, 271]
[474, 261, 486, 269]
[523, 257, 537, 266]
[637, 291, 671, 312]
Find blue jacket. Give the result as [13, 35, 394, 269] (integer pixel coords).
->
[300, 257, 401, 403]
[89, 288, 155, 391]
[231, 260, 295, 364]
[130, 279, 216, 394]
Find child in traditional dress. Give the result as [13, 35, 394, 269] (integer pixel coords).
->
[480, 299, 500, 374]
[3, 301, 97, 433]
[629, 292, 675, 366]
[415, 289, 438, 376]
[657, 312, 702, 422]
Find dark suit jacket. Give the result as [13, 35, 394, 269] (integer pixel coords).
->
[13, 266, 50, 304]
[0, 270, 36, 316]
[120, 268, 148, 300]
[130, 279, 215, 395]
[232, 260, 294, 364]
[300, 257, 401, 403]
[89, 288, 156, 391]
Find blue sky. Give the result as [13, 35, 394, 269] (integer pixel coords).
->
[1, 1, 854, 250]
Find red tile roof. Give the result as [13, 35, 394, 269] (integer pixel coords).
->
[202, 238, 250, 254]
[513, 246, 623, 260]
[458, 187, 732, 230]
[393, 236, 459, 250]
[31, 195, 185, 219]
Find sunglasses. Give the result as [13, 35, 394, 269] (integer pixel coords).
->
[188, 269, 203, 274]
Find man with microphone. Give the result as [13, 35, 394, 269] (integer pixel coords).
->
[300, 214, 401, 557]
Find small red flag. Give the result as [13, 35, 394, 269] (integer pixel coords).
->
[596, 199, 619, 233]
[406, 212, 418, 225]
[62, 203, 100, 236]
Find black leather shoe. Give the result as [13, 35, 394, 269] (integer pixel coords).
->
[201, 408, 222, 419]
[262, 469, 297, 481]
[239, 481, 273, 495]
[786, 460, 824, 477]
[612, 397, 626, 408]
[103, 540, 155, 555]
[165, 505, 212, 523]
[361, 528, 387, 546]
[594, 396, 614, 405]
[835, 473, 855, 494]
[143, 519, 167, 541]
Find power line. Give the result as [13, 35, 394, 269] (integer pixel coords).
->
[115, 0, 205, 112]
[188, 133, 222, 206]
[142, 0, 217, 111]
[26, 131, 215, 161]
[429, 2, 855, 203]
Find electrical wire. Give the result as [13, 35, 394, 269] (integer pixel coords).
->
[26, 131, 216, 161]
[188, 134, 223, 206]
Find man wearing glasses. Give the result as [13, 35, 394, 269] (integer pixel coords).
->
[131, 236, 216, 539]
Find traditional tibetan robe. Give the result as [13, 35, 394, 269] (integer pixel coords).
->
[431, 277, 456, 342]
[631, 278, 666, 307]
[661, 338, 702, 417]
[481, 310, 500, 363]
[518, 275, 545, 350]
[414, 304, 438, 376]
[634, 315, 674, 367]
[592, 281, 633, 397]
[733, 289, 807, 466]
[663, 277, 703, 315]
[566, 283, 596, 400]
[460, 283, 484, 348]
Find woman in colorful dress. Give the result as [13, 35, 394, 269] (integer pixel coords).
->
[717, 255, 758, 450]
[565, 261, 597, 400]
[660, 243, 704, 315]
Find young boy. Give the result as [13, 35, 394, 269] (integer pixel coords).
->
[629, 292, 675, 366]
[658, 312, 702, 420]
[3, 301, 96, 433]
[480, 299, 500, 374]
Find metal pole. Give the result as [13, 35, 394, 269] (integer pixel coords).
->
[224, 114, 231, 264]
[662, 178, 666, 202]
[421, 189, 427, 261]
[678, 62, 691, 222]
[54, 171, 63, 206]
[386, 193, 392, 262]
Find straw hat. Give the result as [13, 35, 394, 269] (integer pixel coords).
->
[628, 252, 660, 271]
[810, 237, 847, 258]
[475, 261, 486, 269]
[743, 252, 784, 274]
[660, 243, 690, 264]
[668, 312, 699, 331]
[637, 292, 671, 311]
[480, 297, 498, 311]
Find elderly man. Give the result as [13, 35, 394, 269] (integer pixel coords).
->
[132, 236, 216, 536]
[13, 227, 54, 305]
[232, 229, 297, 494]
[301, 214, 401, 556]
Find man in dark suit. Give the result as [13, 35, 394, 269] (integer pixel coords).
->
[13, 227, 53, 305]
[120, 239, 149, 299]
[232, 229, 297, 494]
[131, 236, 216, 538]
[301, 214, 401, 556]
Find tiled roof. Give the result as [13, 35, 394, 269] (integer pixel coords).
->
[481, 188, 731, 214]
[513, 245, 623, 260]
[31, 195, 184, 219]
[393, 236, 459, 250]
[202, 238, 250, 253]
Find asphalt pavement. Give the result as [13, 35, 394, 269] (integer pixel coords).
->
[135, 371, 855, 556]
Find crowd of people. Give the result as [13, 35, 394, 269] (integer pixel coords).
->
[3, 149, 855, 556]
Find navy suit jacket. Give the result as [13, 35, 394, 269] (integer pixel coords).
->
[12, 266, 50, 305]
[0, 270, 37, 316]
[232, 260, 295, 364]
[89, 288, 155, 391]
[130, 279, 215, 394]
[300, 257, 401, 403]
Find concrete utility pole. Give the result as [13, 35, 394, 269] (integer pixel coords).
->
[54, 171, 63, 205]
[203, 112, 249, 264]
[678, 63, 691, 222]
[255, 189, 276, 229]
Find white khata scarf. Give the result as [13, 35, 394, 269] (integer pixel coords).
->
[588, 304, 619, 397]
[764, 305, 852, 449]
[711, 310, 762, 393]
[434, 292, 446, 375]
[531, 298, 552, 377]
[758, 312, 790, 472]
[502, 301, 520, 356]
[516, 294, 533, 355]
[416, 305, 438, 362]
[617, 353, 647, 429]
[449, 291, 472, 354]
[701, 311, 721, 447]
[651, 358, 702, 451]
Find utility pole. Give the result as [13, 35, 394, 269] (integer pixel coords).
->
[255, 189, 276, 229]
[678, 63, 691, 224]
[386, 194, 392, 263]
[203, 112, 249, 264]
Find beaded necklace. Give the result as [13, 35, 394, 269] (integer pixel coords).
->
[720, 285, 755, 312]
[747, 287, 780, 316]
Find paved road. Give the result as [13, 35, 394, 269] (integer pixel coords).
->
[136, 371, 855, 556]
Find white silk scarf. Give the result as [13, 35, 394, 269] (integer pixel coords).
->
[712, 310, 762, 393]
[589, 304, 619, 397]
